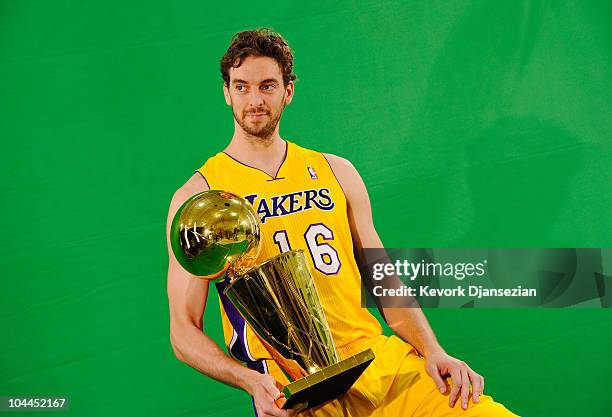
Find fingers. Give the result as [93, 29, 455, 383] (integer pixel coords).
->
[255, 375, 292, 417]
[433, 356, 485, 411]
[262, 376, 282, 399]
[262, 406, 291, 417]
[448, 362, 471, 409]
[449, 364, 485, 410]
[276, 408, 293, 417]
[480, 374, 485, 395]
[448, 367, 462, 408]
[460, 367, 470, 410]
[426, 363, 447, 394]
[258, 398, 291, 417]
[469, 368, 483, 403]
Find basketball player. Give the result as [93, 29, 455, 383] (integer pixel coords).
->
[166, 29, 519, 417]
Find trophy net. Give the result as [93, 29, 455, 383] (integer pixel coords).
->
[225, 250, 339, 379]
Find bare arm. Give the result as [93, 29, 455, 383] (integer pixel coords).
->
[323, 154, 484, 410]
[322, 154, 442, 356]
[166, 173, 255, 387]
[166, 173, 292, 417]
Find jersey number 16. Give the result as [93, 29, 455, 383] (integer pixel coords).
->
[272, 223, 341, 275]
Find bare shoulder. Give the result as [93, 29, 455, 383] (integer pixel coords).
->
[167, 172, 210, 232]
[322, 153, 354, 171]
[171, 172, 210, 206]
[321, 152, 372, 211]
[321, 152, 363, 185]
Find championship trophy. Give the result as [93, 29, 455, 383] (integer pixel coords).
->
[171, 191, 375, 412]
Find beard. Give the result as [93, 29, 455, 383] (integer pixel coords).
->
[233, 103, 285, 140]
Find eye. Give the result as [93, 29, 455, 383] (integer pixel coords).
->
[235, 84, 247, 92]
[261, 84, 275, 91]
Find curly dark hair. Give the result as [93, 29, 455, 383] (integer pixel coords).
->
[220, 28, 297, 86]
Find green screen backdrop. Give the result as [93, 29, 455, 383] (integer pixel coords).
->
[1, 1, 610, 416]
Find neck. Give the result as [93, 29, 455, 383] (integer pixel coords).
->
[224, 125, 286, 177]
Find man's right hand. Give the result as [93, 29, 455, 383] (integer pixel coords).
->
[249, 373, 296, 417]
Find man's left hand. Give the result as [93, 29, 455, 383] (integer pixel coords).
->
[424, 350, 484, 410]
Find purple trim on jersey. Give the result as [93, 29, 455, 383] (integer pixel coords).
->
[247, 360, 267, 417]
[247, 359, 266, 374]
[215, 280, 272, 380]
[215, 279, 251, 363]
[222, 140, 288, 180]
[193, 170, 211, 189]
[251, 397, 258, 417]
[321, 153, 348, 199]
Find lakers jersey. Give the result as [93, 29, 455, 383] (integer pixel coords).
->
[197, 140, 382, 378]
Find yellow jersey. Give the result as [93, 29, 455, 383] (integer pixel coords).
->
[197, 140, 382, 377]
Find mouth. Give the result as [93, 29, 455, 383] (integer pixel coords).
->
[245, 113, 268, 118]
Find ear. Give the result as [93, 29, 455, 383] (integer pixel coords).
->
[223, 83, 231, 106]
[283, 81, 295, 106]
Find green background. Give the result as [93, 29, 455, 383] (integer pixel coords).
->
[1, 1, 610, 416]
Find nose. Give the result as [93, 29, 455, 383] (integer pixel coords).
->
[247, 88, 265, 108]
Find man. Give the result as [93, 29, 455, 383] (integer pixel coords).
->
[166, 29, 518, 417]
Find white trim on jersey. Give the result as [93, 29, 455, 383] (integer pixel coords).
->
[243, 326, 257, 362]
[228, 328, 238, 359]
[262, 358, 269, 374]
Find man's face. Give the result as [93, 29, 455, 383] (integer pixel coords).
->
[223, 55, 294, 139]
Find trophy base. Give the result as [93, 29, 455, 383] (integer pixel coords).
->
[281, 348, 375, 412]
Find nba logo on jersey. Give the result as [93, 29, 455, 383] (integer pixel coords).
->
[307, 166, 318, 179]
